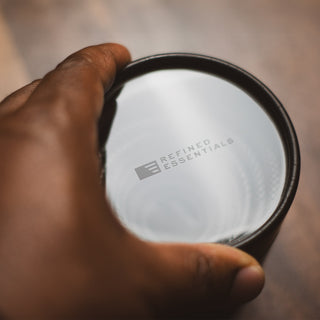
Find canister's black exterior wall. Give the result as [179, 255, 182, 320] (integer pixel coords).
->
[102, 53, 300, 261]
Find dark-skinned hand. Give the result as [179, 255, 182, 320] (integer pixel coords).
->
[0, 43, 264, 319]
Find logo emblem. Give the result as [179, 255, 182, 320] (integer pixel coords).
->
[135, 161, 161, 180]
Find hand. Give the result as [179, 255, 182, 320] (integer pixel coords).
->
[0, 43, 264, 319]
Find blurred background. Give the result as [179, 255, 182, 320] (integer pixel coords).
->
[0, 0, 319, 318]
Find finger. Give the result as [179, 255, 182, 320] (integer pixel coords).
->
[18, 43, 131, 133]
[147, 243, 265, 317]
[0, 80, 41, 116]
[0, 44, 131, 234]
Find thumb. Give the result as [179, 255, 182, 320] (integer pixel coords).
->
[146, 242, 265, 317]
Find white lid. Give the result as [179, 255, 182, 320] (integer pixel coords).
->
[105, 69, 286, 243]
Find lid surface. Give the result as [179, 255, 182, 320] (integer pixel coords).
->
[105, 68, 287, 243]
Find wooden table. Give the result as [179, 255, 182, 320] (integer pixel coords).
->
[0, 1, 319, 318]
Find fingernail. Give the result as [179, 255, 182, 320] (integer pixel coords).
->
[230, 265, 265, 303]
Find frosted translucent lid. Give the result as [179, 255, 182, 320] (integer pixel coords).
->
[104, 69, 286, 244]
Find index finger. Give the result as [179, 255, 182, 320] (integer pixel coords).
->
[21, 43, 131, 130]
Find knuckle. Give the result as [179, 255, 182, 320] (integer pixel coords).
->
[190, 250, 215, 292]
[58, 51, 93, 70]
[59, 46, 116, 77]
[27, 97, 72, 130]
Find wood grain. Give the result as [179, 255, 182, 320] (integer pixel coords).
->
[0, 0, 319, 318]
